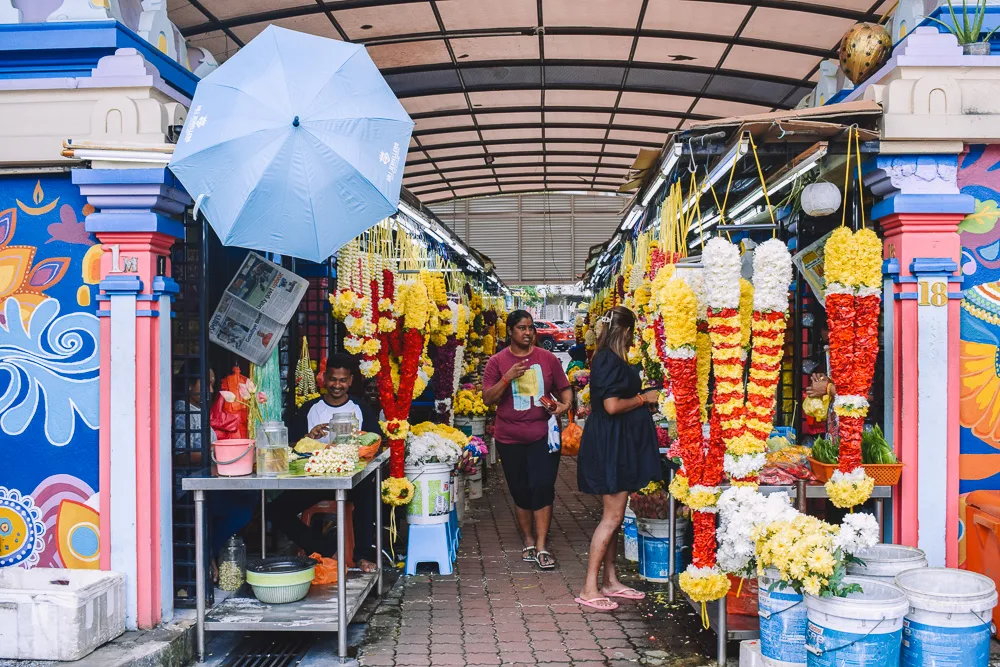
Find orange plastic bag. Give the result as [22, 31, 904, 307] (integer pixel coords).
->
[561, 412, 583, 456]
[309, 553, 339, 585]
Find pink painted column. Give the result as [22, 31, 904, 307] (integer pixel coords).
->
[74, 168, 187, 629]
[867, 155, 973, 567]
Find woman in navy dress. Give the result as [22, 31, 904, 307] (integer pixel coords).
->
[575, 306, 662, 611]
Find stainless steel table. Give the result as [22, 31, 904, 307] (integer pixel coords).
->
[182, 450, 389, 664]
[664, 472, 894, 666]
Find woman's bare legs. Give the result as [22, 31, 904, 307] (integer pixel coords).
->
[579, 491, 628, 603]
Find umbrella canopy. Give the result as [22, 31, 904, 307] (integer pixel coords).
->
[169, 25, 413, 262]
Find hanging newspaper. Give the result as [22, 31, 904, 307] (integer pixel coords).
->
[208, 252, 308, 365]
[791, 230, 833, 307]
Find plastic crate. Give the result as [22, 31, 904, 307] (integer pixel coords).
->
[0, 568, 125, 660]
[807, 457, 902, 486]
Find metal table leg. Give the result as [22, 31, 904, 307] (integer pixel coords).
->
[875, 497, 885, 542]
[337, 489, 348, 661]
[261, 490, 266, 559]
[795, 479, 807, 513]
[717, 595, 727, 666]
[375, 464, 383, 596]
[668, 468, 676, 603]
[195, 490, 206, 663]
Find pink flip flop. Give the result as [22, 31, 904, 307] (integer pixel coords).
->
[575, 596, 619, 612]
[604, 587, 645, 600]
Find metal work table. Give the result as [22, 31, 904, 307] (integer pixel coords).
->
[664, 471, 894, 666]
[182, 450, 389, 665]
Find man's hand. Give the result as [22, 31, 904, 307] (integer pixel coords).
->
[307, 424, 329, 440]
[806, 373, 830, 398]
[503, 360, 529, 383]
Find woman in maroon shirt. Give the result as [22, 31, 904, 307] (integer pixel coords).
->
[483, 310, 572, 569]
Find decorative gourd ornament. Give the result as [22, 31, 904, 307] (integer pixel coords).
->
[839, 22, 892, 85]
[801, 182, 842, 217]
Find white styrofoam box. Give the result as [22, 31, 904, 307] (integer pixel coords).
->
[739, 639, 765, 667]
[0, 568, 125, 661]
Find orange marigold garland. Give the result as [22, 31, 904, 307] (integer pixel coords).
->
[823, 227, 881, 508]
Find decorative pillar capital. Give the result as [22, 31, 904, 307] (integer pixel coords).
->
[865, 154, 975, 221]
[72, 167, 190, 239]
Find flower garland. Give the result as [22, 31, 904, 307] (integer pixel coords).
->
[330, 287, 381, 377]
[659, 276, 730, 607]
[735, 239, 793, 487]
[823, 227, 881, 507]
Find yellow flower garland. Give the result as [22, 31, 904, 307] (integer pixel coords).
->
[669, 473, 690, 502]
[739, 279, 754, 350]
[679, 569, 732, 603]
[659, 278, 698, 348]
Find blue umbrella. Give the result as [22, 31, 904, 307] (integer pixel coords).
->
[169, 25, 413, 262]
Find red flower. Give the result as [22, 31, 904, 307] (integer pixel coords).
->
[838, 415, 864, 472]
[692, 511, 718, 568]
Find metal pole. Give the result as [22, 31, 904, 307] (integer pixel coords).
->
[194, 490, 206, 663]
[795, 479, 807, 513]
[375, 465, 384, 596]
[337, 489, 348, 660]
[668, 468, 676, 603]
[717, 595, 728, 666]
[261, 490, 266, 559]
[875, 498, 885, 543]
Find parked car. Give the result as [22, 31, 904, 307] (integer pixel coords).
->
[551, 320, 573, 329]
[534, 320, 575, 351]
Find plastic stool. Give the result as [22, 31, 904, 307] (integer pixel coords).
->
[448, 508, 461, 559]
[405, 523, 453, 575]
[300, 500, 355, 568]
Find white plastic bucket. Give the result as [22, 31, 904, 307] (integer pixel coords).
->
[404, 463, 452, 525]
[454, 416, 472, 436]
[636, 517, 686, 582]
[622, 507, 638, 562]
[758, 568, 807, 667]
[470, 417, 486, 436]
[846, 544, 928, 582]
[805, 576, 909, 667]
[895, 567, 998, 667]
[468, 468, 483, 500]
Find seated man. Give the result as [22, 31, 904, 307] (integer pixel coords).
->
[269, 354, 381, 572]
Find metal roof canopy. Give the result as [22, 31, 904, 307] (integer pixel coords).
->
[172, 0, 893, 206]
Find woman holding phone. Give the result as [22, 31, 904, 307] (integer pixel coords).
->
[576, 306, 661, 611]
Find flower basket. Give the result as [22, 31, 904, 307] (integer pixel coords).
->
[808, 458, 902, 486]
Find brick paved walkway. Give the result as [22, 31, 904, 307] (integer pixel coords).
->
[358, 458, 718, 667]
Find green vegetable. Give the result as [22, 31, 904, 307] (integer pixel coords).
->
[811, 436, 840, 464]
[862, 425, 897, 465]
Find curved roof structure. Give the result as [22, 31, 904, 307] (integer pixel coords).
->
[173, 0, 888, 205]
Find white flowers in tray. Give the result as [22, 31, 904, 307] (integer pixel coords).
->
[304, 444, 360, 476]
[405, 431, 463, 467]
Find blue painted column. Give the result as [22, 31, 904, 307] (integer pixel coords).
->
[72, 167, 188, 629]
[865, 154, 974, 567]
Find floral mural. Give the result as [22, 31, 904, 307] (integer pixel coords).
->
[0, 176, 100, 569]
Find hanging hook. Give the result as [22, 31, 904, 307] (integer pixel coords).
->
[773, 120, 787, 140]
[686, 135, 698, 174]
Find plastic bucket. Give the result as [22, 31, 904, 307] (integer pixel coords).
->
[805, 576, 909, 667]
[470, 417, 486, 437]
[636, 517, 687, 582]
[404, 463, 452, 525]
[468, 468, 483, 500]
[758, 568, 807, 667]
[454, 416, 472, 436]
[623, 508, 638, 562]
[846, 544, 927, 582]
[212, 439, 255, 476]
[895, 567, 998, 667]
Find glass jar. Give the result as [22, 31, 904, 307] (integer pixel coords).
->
[256, 421, 289, 477]
[329, 412, 359, 445]
[218, 536, 246, 591]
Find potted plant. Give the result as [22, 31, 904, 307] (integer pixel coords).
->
[928, 0, 998, 55]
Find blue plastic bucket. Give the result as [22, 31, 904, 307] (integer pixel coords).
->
[759, 569, 807, 667]
[895, 568, 998, 667]
[805, 576, 909, 667]
[622, 508, 638, 562]
[636, 517, 687, 582]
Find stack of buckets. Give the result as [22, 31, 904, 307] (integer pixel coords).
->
[754, 543, 998, 667]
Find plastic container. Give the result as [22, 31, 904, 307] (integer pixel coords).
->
[405, 463, 453, 524]
[247, 556, 315, 604]
[728, 574, 760, 617]
[0, 568, 125, 660]
[758, 568, 807, 667]
[212, 438, 255, 476]
[467, 468, 483, 500]
[622, 507, 638, 562]
[256, 421, 289, 477]
[846, 544, 927, 582]
[636, 517, 687, 582]
[965, 489, 1000, 636]
[454, 416, 472, 436]
[895, 567, 998, 667]
[219, 536, 246, 592]
[805, 576, 909, 667]
[470, 417, 486, 436]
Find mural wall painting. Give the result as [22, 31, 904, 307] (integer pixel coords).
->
[0, 176, 100, 570]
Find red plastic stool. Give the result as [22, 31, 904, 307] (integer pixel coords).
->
[300, 500, 355, 568]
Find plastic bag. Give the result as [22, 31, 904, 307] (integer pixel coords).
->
[561, 412, 582, 456]
[547, 415, 561, 454]
[309, 552, 338, 585]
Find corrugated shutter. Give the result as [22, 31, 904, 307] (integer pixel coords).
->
[429, 193, 626, 284]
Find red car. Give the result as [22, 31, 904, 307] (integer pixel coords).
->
[534, 320, 575, 351]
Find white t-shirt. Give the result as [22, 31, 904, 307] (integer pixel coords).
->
[307, 399, 364, 441]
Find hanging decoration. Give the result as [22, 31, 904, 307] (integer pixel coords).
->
[295, 336, 321, 408]
[800, 181, 842, 217]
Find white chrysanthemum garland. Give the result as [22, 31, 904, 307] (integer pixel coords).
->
[716, 487, 798, 577]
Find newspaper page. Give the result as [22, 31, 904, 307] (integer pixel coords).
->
[792, 230, 833, 307]
[208, 253, 308, 365]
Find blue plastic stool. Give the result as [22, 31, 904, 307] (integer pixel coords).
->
[405, 523, 453, 575]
